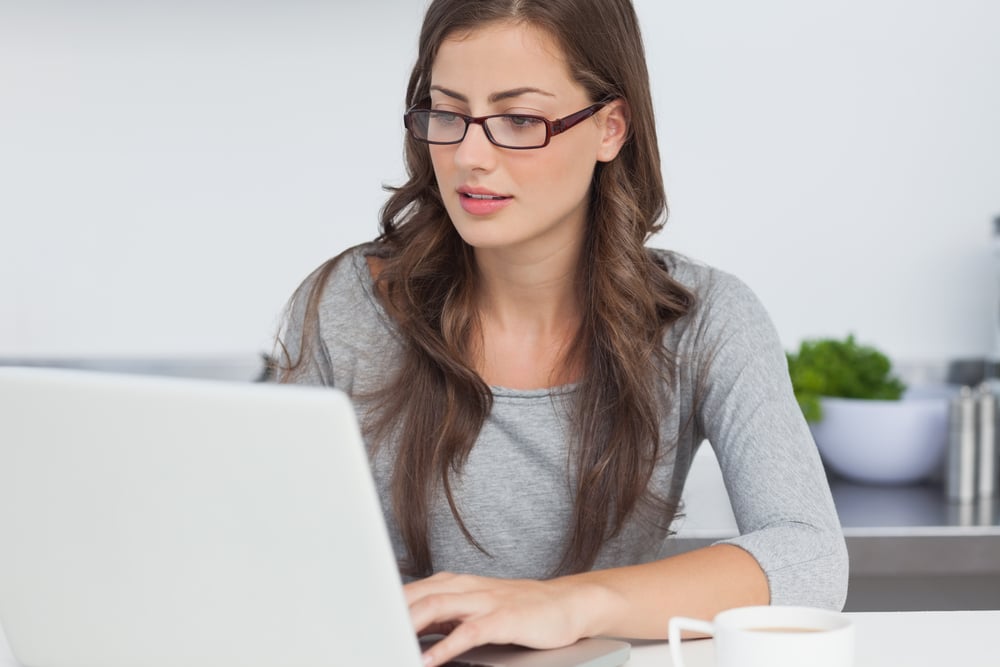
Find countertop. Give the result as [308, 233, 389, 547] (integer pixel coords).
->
[673, 446, 1000, 578]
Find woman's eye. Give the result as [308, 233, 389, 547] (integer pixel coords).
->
[503, 115, 543, 130]
[430, 111, 461, 126]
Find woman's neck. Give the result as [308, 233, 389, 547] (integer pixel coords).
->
[474, 240, 582, 333]
[471, 240, 585, 389]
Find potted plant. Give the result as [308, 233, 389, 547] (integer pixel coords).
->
[787, 335, 948, 485]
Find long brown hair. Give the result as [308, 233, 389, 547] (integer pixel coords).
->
[281, 0, 695, 577]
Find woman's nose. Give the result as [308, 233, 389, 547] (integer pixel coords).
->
[453, 121, 498, 171]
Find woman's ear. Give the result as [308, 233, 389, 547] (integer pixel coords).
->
[596, 98, 630, 163]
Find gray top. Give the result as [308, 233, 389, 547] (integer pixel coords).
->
[278, 244, 849, 610]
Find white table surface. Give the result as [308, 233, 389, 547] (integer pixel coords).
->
[626, 610, 1000, 667]
[1, 610, 997, 667]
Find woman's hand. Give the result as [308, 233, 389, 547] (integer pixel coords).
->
[404, 572, 607, 667]
[405, 546, 770, 665]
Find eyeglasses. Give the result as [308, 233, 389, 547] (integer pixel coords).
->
[403, 100, 610, 150]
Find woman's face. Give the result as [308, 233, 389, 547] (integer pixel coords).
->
[428, 21, 626, 260]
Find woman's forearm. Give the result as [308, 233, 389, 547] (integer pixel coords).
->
[406, 544, 769, 666]
[558, 544, 769, 639]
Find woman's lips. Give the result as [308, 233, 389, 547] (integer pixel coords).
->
[458, 191, 513, 216]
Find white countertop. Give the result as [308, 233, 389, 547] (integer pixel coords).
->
[2, 610, 997, 666]
[626, 610, 1000, 667]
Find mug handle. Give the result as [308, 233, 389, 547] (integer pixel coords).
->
[668, 616, 716, 667]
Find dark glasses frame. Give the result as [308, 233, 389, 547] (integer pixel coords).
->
[403, 98, 615, 150]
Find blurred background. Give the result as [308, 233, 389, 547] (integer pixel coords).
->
[2, 0, 999, 612]
[1, 0, 998, 372]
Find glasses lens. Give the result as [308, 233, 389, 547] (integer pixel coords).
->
[406, 110, 549, 148]
[485, 115, 547, 148]
[408, 110, 466, 143]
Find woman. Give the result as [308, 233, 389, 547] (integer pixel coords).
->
[275, 1, 848, 665]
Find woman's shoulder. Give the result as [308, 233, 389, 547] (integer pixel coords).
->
[289, 241, 394, 334]
[649, 247, 779, 360]
[276, 242, 398, 387]
[649, 247, 758, 307]
[298, 241, 380, 301]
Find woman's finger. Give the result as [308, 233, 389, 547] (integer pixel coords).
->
[416, 620, 459, 638]
[408, 590, 493, 634]
[404, 572, 481, 605]
[419, 616, 502, 667]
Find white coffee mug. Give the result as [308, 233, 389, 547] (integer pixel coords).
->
[669, 605, 854, 667]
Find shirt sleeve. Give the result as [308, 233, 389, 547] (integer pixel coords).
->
[273, 246, 401, 397]
[273, 259, 338, 387]
[692, 272, 849, 610]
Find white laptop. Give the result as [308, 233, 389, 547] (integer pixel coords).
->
[0, 366, 629, 667]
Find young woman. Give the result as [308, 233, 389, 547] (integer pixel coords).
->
[276, 1, 848, 665]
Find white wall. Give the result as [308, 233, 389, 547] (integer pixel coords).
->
[648, 1, 1000, 364]
[2, 1, 998, 364]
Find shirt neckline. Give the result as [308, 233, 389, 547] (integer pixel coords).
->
[354, 247, 581, 400]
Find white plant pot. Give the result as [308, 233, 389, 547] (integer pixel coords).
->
[809, 395, 950, 485]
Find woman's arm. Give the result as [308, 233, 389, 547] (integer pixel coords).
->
[410, 268, 847, 665]
[408, 544, 768, 667]
[691, 270, 849, 610]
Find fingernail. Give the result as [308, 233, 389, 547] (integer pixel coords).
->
[422, 653, 434, 666]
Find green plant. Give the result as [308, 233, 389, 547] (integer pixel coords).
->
[786, 334, 906, 422]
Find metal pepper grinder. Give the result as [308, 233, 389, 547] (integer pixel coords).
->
[985, 215, 1000, 501]
[946, 386, 977, 503]
[977, 384, 997, 499]
[993, 215, 1000, 376]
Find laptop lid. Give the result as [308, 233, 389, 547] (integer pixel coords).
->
[0, 367, 628, 667]
[0, 366, 422, 667]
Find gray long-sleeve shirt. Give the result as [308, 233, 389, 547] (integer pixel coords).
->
[278, 243, 849, 610]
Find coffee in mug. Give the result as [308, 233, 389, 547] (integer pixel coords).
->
[747, 626, 823, 633]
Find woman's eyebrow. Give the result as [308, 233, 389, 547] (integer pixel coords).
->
[429, 85, 556, 104]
